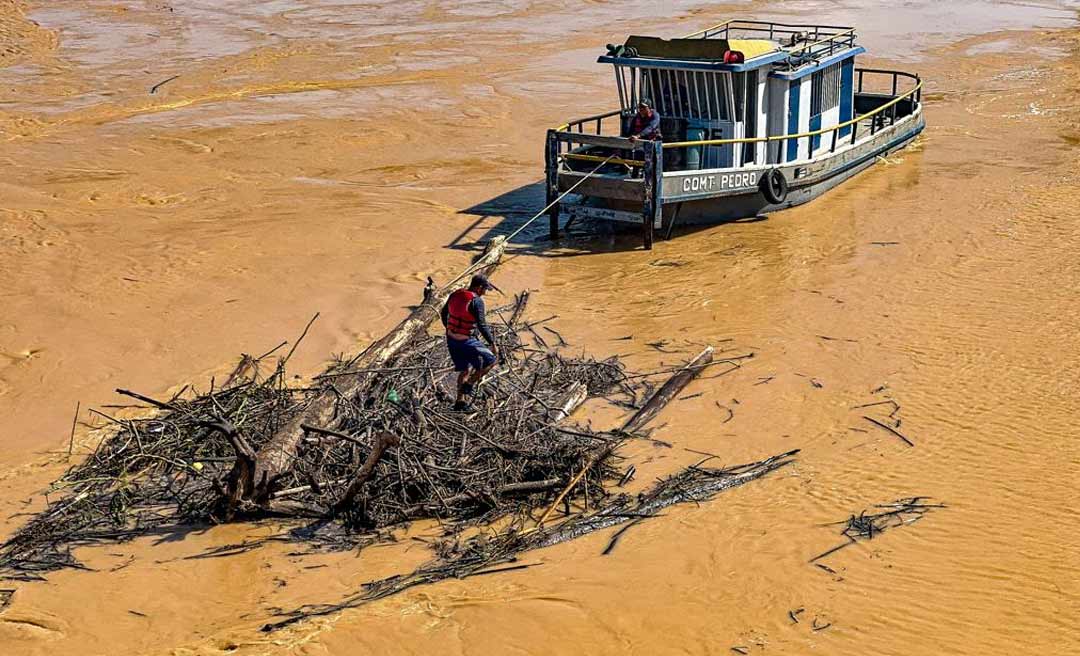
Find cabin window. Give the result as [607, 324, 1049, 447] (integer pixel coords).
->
[810, 62, 842, 115]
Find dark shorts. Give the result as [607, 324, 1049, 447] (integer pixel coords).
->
[446, 337, 495, 372]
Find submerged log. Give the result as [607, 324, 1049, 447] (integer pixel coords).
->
[230, 237, 509, 507]
[621, 346, 714, 433]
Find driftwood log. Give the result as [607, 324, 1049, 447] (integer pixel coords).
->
[551, 382, 588, 422]
[622, 346, 714, 433]
[227, 237, 509, 509]
[332, 431, 401, 513]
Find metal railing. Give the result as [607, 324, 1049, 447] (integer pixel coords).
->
[552, 69, 920, 170]
[553, 109, 645, 166]
[858, 67, 914, 97]
[661, 68, 921, 155]
[555, 108, 623, 134]
[683, 19, 858, 59]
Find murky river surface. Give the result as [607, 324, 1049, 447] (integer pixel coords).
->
[2, 0, 1079, 654]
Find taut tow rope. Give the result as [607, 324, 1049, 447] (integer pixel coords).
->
[442, 153, 618, 289]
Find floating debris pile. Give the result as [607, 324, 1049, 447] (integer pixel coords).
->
[0, 291, 639, 580]
[0, 238, 796, 639]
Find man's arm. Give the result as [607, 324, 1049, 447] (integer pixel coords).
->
[645, 111, 660, 136]
[470, 297, 496, 347]
[440, 300, 450, 328]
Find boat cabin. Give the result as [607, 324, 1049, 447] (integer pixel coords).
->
[600, 22, 863, 169]
[546, 20, 925, 249]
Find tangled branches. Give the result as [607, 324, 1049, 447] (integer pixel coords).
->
[0, 298, 634, 580]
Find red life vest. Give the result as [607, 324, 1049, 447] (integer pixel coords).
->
[630, 109, 660, 139]
[446, 289, 478, 336]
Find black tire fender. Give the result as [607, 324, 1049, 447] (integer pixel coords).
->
[759, 168, 788, 205]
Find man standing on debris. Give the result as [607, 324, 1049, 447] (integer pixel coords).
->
[441, 274, 500, 410]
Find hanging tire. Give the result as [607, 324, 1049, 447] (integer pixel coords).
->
[760, 168, 788, 205]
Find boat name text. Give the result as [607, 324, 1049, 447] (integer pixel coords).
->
[681, 172, 758, 193]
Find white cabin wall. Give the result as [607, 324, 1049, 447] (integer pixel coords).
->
[765, 76, 788, 164]
[732, 90, 745, 168]
[755, 74, 768, 163]
[796, 76, 812, 161]
[814, 104, 842, 156]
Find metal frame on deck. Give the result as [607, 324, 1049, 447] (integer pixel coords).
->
[683, 19, 858, 61]
[545, 129, 663, 250]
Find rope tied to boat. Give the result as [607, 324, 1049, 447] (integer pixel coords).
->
[504, 153, 616, 242]
[441, 153, 617, 289]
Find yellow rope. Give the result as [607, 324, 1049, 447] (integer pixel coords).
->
[663, 80, 922, 149]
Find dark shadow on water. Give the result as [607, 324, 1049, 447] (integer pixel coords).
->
[150, 522, 215, 546]
[455, 180, 768, 257]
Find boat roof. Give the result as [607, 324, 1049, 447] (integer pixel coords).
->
[597, 19, 865, 76]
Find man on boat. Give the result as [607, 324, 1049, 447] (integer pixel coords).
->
[628, 99, 661, 142]
[441, 274, 500, 411]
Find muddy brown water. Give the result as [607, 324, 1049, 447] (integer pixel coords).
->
[2, 1, 1079, 654]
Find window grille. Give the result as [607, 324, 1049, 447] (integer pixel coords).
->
[624, 68, 730, 121]
[810, 62, 842, 115]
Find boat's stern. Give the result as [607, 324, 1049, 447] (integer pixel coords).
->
[545, 124, 665, 248]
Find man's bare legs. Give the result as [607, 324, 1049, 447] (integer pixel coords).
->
[455, 370, 470, 405]
[455, 362, 497, 406]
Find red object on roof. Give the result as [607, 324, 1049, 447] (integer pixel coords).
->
[723, 50, 746, 64]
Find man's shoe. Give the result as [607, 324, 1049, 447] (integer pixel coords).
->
[453, 400, 470, 412]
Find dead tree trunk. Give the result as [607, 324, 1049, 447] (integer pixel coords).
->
[332, 431, 400, 514]
[227, 237, 509, 508]
[551, 381, 587, 422]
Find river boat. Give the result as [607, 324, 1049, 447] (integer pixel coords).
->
[544, 19, 925, 249]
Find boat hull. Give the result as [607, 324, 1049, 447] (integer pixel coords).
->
[673, 114, 925, 225]
[560, 111, 925, 230]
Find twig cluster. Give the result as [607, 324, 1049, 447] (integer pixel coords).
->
[810, 497, 945, 563]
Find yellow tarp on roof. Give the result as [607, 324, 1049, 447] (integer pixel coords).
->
[623, 36, 780, 61]
[727, 39, 779, 60]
